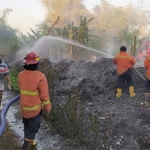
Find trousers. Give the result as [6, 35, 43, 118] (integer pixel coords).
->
[117, 69, 133, 88]
[23, 111, 42, 140]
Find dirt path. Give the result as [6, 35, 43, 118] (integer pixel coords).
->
[2, 90, 73, 150]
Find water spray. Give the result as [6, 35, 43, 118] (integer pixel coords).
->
[49, 36, 145, 81]
[17, 36, 145, 81]
[44, 36, 114, 58]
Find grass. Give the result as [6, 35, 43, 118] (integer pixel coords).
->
[9, 68, 20, 92]
[0, 123, 21, 150]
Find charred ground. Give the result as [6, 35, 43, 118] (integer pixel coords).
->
[10, 57, 150, 150]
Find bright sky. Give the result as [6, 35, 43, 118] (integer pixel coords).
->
[0, 0, 150, 34]
[0, 0, 46, 34]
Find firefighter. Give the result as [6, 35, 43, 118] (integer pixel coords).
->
[112, 46, 136, 98]
[18, 51, 51, 150]
[143, 55, 150, 105]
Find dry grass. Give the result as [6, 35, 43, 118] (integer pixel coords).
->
[0, 124, 21, 150]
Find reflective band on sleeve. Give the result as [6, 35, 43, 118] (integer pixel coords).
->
[115, 56, 131, 59]
[42, 100, 50, 105]
[20, 90, 38, 96]
[22, 104, 41, 111]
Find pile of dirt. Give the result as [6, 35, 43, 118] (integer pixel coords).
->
[10, 57, 150, 150]
[49, 57, 150, 150]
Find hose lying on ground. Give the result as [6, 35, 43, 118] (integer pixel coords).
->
[0, 94, 20, 137]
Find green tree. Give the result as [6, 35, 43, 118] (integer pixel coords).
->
[41, 0, 91, 27]
[90, 0, 150, 53]
[0, 8, 12, 24]
[53, 16, 95, 59]
[0, 8, 21, 55]
[21, 28, 42, 46]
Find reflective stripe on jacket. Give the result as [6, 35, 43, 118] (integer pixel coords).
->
[112, 51, 136, 75]
[144, 55, 150, 80]
[18, 70, 51, 119]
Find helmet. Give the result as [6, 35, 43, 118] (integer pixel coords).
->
[23, 51, 40, 64]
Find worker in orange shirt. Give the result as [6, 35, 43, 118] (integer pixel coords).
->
[143, 55, 150, 104]
[18, 51, 51, 150]
[113, 46, 136, 98]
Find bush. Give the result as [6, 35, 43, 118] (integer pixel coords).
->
[9, 67, 23, 92]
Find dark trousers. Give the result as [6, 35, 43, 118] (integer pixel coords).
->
[145, 78, 150, 93]
[23, 111, 42, 140]
[117, 69, 133, 88]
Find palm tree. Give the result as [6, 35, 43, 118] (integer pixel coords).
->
[0, 8, 12, 24]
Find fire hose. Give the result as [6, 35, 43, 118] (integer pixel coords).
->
[0, 94, 20, 137]
[133, 67, 146, 81]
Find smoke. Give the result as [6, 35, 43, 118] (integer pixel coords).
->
[15, 36, 70, 62]
[104, 39, 118, 56]
[15, 36, 114, 63]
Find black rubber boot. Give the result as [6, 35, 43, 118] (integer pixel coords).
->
[22, 140, 30, 150]
[22, 139, 38, 150]
[30, 145, 37, 150]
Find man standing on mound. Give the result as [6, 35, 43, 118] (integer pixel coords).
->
[113, 46, 136, 98]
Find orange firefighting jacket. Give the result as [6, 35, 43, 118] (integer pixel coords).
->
[18, 70, 51, 119]
[144, 55, 150, 80]
[112, 51, 136, 75]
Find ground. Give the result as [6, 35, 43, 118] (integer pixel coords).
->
[50, 58, 150, 150]
[3, 57, 150, 150]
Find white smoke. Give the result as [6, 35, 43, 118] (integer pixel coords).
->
[15, 36, 114, 62]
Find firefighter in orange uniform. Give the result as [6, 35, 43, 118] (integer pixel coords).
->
[113, 46, 136, 98]
[143, 55, 150, 104]
[18, 51, 51, 150]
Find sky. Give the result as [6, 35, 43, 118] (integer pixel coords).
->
[0, 0, 46, 34]
[0, 0, 150, 34]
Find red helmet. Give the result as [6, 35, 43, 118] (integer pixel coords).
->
[23, 51, 41, 64]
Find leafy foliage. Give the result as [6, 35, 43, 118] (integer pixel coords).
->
[52, 16, 95, 59]
[21, 28, 45, 46]
[41, 0, 150, 55]
[41, 0, 91, 27]
[9, 68, 20, 92]
[0, 8, 21, 55]
[0, 8, 12, 24]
